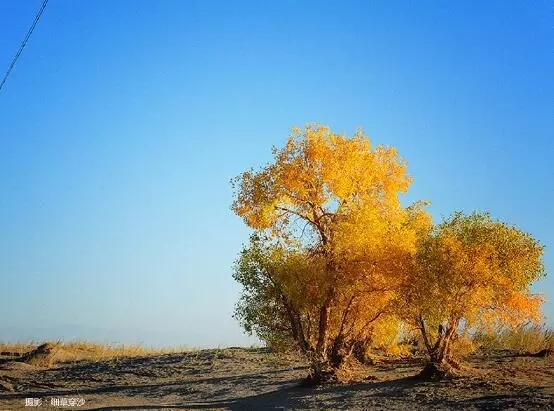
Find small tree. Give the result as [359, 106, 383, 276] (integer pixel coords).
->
[231, 124, 430, 383]
[402, 211, 545, 379]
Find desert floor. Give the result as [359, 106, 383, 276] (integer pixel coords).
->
[1, 347, 553, 410]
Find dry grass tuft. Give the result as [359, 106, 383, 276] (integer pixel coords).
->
[0, 342, 36, 356]
[0, 340, 196, 365]
[473, 324, 554, 353]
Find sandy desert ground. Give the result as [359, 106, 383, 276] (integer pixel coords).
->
[1, 346, 553, 410]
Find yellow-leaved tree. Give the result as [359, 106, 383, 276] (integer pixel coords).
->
[401, 211, 545, 379]
[231, 124, 431, 383]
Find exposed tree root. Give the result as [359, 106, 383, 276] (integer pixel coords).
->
[299, 369, 340, 387]
[528, 348, 552, 358]
[417, 362, 459, 381]
[513, 348, 553, 358]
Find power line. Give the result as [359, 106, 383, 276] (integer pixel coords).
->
[0, 0, 49, 93]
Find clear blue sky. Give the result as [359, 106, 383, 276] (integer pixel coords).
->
[1, 0, 552, 347]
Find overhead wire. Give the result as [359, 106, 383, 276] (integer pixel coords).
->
[0, 0, 49, 93]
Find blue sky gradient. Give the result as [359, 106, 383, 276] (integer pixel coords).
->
[1, 0, 552, 347]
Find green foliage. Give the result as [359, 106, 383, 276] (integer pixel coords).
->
[232, 234, 301, 352]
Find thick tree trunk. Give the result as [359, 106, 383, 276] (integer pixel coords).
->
[419, 321, 461, 381]
[328, 334, 354, 370]
[301, 353, 339, 387]
[315, 303, 330, 356]
[351, 338, 373, 364]
[420, 346, 456, 381]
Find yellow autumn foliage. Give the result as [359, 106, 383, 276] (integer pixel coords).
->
[402, 211, 545, 364]
[232, 124, 547, 378]
[232, 124, 430, 377]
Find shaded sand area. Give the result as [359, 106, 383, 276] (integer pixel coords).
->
[1, 347, 553, 410]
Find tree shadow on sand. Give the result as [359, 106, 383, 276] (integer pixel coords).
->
[430, 393, 554, 410]
[16, 376, 440, 410]
[0, 370, 301, 399]
[5, 373, 551, 411]
[4, 350, 550, 410]
[77, 377, 554, 411]
[1, 372, 431, 410]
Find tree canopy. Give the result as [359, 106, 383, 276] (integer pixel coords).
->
[401, 211, 545, 367]
[232, 124, 431, 381]
[231, 124, 546, 383]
